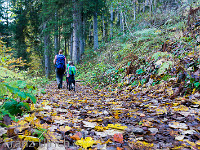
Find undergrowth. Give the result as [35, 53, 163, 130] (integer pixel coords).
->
[0, 40, 49, 123]
[77, 3, 199, 94]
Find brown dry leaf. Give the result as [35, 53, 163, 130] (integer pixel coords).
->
[58, 126, 71, 133]
[142, 120, 153, 127]
[44, 131, 57, 142]
[169, 130, 179, 136]
[113, 133, 123, 143]
[70, 134, 80, 140]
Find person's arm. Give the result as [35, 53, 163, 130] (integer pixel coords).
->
[53, 55, 57, 65]
[65, 57, 67, 72]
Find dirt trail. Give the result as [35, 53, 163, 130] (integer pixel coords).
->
[3, 81, 200, 149]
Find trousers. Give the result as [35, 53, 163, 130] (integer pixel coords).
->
[56, 68, 65, 89]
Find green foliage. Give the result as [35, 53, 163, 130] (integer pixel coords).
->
[151, 52, 173, 61]
[194, 82, 200, 88]
[3, 100, 30, 115]
[136, 69, 145, 75]
[157, 61, 173, 75]
[0, 108, 18, 122]
[40, 89, 46, 94]
[162, 74, 172, 81]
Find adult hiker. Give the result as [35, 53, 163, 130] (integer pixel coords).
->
[53, 50, 66, 89]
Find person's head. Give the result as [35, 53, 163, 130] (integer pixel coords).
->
[69, 61, 74, 66]
[59, 50, 63, 54]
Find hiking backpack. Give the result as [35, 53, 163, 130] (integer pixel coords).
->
[68, 66, 76, 76]
[56, 54, 65, 70]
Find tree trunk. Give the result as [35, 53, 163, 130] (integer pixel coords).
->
[54, 12, 59, 55]
[89, 23, 92, 45]
[102, 15, 106, 42]
[82, 17, 86, 54]
[133, 0, 136, 21]
[110, 3, 113, 40]
[79, 7, 84, 58]
[72, 0, 79, 64]
[43, 23, 50, 78]
[149, 0, 152, 15]
[93, 12, 98, 50]
[70, 31, 73, 60]
[138, 2, 140, 14]
[154, 0, 157, 12]
[64, 37, 67, 57]
[120, 7, 124, 36]
[68, 39, 70, 58]
[143, 2, 145, 13]
[117, 6, 120, 26]
[58, 23, 61, 50]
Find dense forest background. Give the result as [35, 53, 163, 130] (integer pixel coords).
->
[0, 0, 198, 79]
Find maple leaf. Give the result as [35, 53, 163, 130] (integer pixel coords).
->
[70, 134, 80, 140]
[113, 133, 123, 143]
[75, 137, 96, 148]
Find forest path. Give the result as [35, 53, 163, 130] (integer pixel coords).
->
[5, 81, 200, 149]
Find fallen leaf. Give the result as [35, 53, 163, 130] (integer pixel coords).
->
[113, 133, 123, 143]
[169, 122, 188, 129]
[82, 121, 97, 128]
[107, 124, 127, 130]
[75, 137, 96, 148]
[58, 126, 71, 133]
[70, 134, 80, 140]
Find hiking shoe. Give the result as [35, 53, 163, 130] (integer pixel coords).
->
[58, 83, 61, 89]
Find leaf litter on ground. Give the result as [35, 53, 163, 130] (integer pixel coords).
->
[0, 79, 199, 149]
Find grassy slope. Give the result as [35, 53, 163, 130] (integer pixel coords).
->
[77, 3, 200, 95]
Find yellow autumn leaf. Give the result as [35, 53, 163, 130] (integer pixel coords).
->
[58, 126, 72, 132]
[41, 100, 49, 106]
[3, 138, 13, 142]
[75, 137, 96, 148]
[18, 135, 40, 142]
[183, 140, 196, 147]
[30, 104, 35, 111]
[107, 124, 127, 130]
[173, 105, 189, 112]
[193, 100, 200, 105]
[18, 120, 29, 126]
[94, 126, 109, 132]
[166, 87, 173, 96]
[24, 113, 35, 123]
[44, 131, 57, 141]
[131, 140, 154, 149]
[196, 140, 200, 145]
[156, 107, 167, 115]
[192, 88, 196, 94]
[173, 103, 180, 106]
